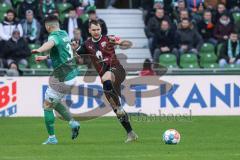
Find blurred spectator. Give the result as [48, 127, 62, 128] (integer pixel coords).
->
[186, 0, 204, 13]
[146, 8, 171, 54]
[82, 9, 108, 40]
[226, 0, 240, 10]
[72, 28, 83, 45]
[39, 24, 48, 43]
[154, 0, 174, 16]
[139, 59, 155, 76]
[204, 0, 226, 9]
[5, 61, 22, 76]
[21, 10, 41, 43]
[191, 2, 204, 23]
[0, 9, 23, 41]
[144, 1, 163, 25]
[214, 13, 234, 43]
[197, 9, 217, 45]
[174, 9, 196, 28]
[142, 0, 154, 12]
[172, 0, 186, 23]
[18, 0, 39, 20]
[63, 8, 83, 40]
[3, 28, 31, 68]
[214, 3, 227, 23]
[175, 18, 203, 55]
[219, 31, 240, 67]
[71, 28, 92, 68]
[152, 20, 176, 62]
[39, 0, 57, 19]
[146, 8, 168, 38]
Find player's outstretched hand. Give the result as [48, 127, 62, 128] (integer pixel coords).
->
[119, 40, 133, 50]
[31, 49, 41, 54]
[35, 56, 48, 62]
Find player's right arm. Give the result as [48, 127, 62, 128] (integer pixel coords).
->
[31, 40, 55, 54]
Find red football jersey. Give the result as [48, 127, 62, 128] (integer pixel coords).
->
[77, 35, 121, 76]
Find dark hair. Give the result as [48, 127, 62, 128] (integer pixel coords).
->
[218, 2, 225, 7]
[231, 29, 238, 35]
[143, 59, 152, 70]
[68, 7, 76, 12]
[204, 9, 212, 14]
[89, 20, 101, 28]
[44, 15, 59, 24]
[6, 9, 15, 15]
[87, 10, 96, 14]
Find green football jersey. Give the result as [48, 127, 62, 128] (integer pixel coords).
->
[48, 30, 78, 81]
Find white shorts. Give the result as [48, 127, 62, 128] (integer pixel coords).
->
[45, 77, 77, 103]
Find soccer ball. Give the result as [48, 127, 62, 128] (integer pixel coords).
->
[162, 129, 180, 144]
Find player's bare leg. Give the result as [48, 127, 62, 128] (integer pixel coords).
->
[102, 71, 138, 143]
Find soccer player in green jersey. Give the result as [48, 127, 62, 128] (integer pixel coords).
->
[31, 15, 80, 145]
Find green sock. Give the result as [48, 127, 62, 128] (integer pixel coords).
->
[53, 103, 72, 121]
[44, 109, 55, 136]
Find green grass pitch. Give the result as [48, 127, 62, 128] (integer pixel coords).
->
[0, 116, 240, 160]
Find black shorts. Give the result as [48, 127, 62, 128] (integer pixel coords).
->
[109, 65, 126, 96]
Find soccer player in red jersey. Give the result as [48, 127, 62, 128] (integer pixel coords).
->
[73, 20, 138, 143]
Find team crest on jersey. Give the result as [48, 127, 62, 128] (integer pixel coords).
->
[101, 41, 107, 48]
[88, 45, 93, 50]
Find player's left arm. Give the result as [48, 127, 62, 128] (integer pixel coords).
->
[108, 35, 132, 49]
[31, 40, 55, 54]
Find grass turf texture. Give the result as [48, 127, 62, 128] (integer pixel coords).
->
[0, 116, 240, 160]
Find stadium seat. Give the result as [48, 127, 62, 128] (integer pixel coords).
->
[12, 0, 24, 7]
[30, 63, 48, 69]
[227, 64, 240, 69]
[28, 54, 37, 66]
[232, 12, 240, 33]
[59, 13, 69, 23]
[18, 63, 27, 69]
[233, 12, 240, 23]
[180, 53, 199, 68]
[159, 53, 178, 68]
[216, 43, 223, 57]
[0, 3, 12, 14]
[200, 53, 217, 68]
[202, 63, 219, 68]
[200, 43, 215, 54]
[57, 3, 72, 14]
[28, 44, 40, 50]
[80, 14, 89, 23]
[0, 3, 12, 21]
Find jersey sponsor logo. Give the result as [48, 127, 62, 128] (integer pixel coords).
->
[96, 50, 103, 60]
[0, 80, 17, 117]
[101, 41, 107, 48]
[88, 45, 93, 50]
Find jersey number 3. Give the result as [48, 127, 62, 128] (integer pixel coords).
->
[66, 43, 74, 60]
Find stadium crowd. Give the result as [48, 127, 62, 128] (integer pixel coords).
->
[143, 0, 240, 72]
[0, 0, 239, 76]
[0, 0, 109, 75]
